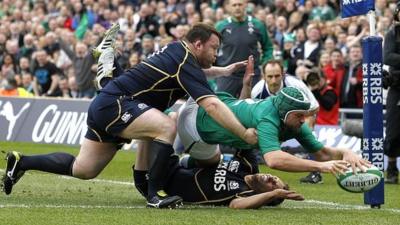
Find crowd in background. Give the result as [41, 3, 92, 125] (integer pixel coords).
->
[0, 0, 397, 124]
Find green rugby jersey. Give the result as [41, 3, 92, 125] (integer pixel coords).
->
[196, 92, 323, 155]
[215, 16, 273, 77]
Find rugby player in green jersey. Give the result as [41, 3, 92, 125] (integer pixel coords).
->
[177, 79, 370, 175]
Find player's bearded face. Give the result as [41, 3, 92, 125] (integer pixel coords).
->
[198, 35, 219, 68]
[244, 174, 285, 193]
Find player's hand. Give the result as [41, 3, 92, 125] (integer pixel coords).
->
[319, 160, 349, 175]
[224, 59, 248, 76]
[272, 189, 305, 201]
[342, 150, 371, 174]
[242, 55, 255, 87]
[242, 128, 258, 145]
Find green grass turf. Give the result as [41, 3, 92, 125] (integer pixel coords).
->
[0, 142, 399, 225]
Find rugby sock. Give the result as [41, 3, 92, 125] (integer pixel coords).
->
[19, 152, 75, 176]
[387, 159, 398, 172]
[133, 168, 148, 197]
[147, 140, 174, 199]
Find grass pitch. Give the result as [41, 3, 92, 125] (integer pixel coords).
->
[0, 142, 399, 225]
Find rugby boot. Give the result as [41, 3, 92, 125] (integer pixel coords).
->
[147, 190, 183, 209]
[92, 23, 120, 59]
[94, 47, 115, 90]
[299, 171, 323, 184]
[385, 169, 399, 184]
[2, 151, 25, 195]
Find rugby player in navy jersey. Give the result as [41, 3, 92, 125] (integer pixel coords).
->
[133, 149, 304, 209]
[2, 23, 258, 209]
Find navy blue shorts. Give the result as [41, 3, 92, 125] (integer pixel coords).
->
[85, 93, 152, 144]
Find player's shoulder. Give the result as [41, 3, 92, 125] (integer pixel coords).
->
[165, 41, 185, 52]
[215, 18, 231, 31]
[258, 100, 281, 125]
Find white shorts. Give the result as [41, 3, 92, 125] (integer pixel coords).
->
[177, 98, 218, 160]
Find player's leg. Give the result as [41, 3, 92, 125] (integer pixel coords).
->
[119, 108, 182, 208]
[177, 98, 221, 168]
[133, 140, 151, 197]
[72, 139, 118, 179]
[2, 138, 117, 195]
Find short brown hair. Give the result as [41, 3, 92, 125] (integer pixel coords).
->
[185, 23, 222, 44]
[262, 59, 284, 74]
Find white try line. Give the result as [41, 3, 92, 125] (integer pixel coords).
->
[0, 202, 399, 213]
[59, 175, 134, 186]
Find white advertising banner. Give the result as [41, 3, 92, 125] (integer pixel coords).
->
[0, 97, 90, 146]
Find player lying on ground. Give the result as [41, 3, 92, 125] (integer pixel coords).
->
[133, 147, 304, 209]
[177, 67, 370, 174]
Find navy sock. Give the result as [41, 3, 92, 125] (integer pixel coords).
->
[147, 140, 174, 199]
[19, 152, 75, 176]
[133, 169, 148, 197]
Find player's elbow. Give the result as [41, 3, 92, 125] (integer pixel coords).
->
[198, 96, 219, 115]
[265, 160, 283, 170]
[264, 152, 284, 170]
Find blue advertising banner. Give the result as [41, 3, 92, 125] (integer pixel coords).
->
[341, 0, 375, 18]
[361, 37, 384, 207]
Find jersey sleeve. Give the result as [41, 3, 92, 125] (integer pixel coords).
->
[257, 120, 282, 155]
[177, 55, 215, 102]
[295, 124, 324, 153]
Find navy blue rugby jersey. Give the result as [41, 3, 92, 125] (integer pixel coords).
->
[101, 41, 215, 111]
[165, 151, 259, 205]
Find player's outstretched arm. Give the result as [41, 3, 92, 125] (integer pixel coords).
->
[197, 96, 258, 145]
[202, 60, 248, 78]
[229, 189, 304, 209]
[264, 150, 349, 174]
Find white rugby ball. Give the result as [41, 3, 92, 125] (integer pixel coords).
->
[336, 166, 383, 193]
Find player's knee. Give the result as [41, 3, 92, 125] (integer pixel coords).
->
[73, 169, 100, 180]
[72, 161, 101, 179]
[159, 117, 177, 135]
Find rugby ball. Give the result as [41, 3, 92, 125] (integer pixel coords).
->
[336, 166, 383, 193]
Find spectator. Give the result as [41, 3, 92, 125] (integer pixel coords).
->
[57, 76, 72, 98]
[71, 1, 97, 40]
[215, 0, 273, 97]
[17, 57, 31, 74]
[318, 51, 330, 68]
[1, 53, 17, 78]
[288, 24, 322, 76]
[273, 16, 288, 49]
[341, 45, 363, 112]
[307, 68, 339, 125]
[323, 49, 345, 96]
[309, 0, 336, 21]
[32, 49, 60, 96]
[59, 38, 96, 98]
[21, 72, 34, 94]
[139, 34, 156, 60]
[68, 75, 79, 98]
[0, 76, 33, 97]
